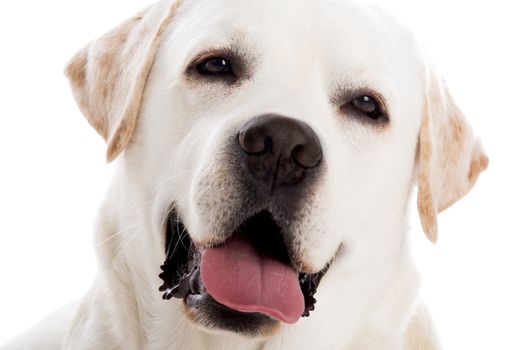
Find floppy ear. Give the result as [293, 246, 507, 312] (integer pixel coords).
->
[65, 0, 180, 162]
[417, 66, 489, 243]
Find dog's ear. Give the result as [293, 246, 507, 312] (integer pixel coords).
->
[65, 1, 180, 162]
[417, 66, 488, 243]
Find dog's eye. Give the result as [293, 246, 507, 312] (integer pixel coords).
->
[196, 57, 233, 76]
[349, 95, 383, 120]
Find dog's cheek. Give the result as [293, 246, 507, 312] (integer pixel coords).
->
[180, 127, 246, 244]
[188, 165, 239, 244]
[288, 185, 340, 273]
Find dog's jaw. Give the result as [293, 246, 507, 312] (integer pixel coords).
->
[158, 209, 334, 337]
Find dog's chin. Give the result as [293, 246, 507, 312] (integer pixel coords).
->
[183, 291, 281, 337]
[159, 209, 330, 337]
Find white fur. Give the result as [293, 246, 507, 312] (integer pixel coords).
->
[5, 0, 474, 349]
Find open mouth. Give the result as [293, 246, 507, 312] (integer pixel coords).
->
[159, 209, 328, 330]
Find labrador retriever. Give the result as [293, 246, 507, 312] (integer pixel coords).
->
[5, 0, 488, 349]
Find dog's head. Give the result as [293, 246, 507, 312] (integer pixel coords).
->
[65, 0, 488, 338]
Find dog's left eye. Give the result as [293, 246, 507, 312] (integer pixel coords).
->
[196, 57, 233, 76]
[339, 93, 388, 124]
[350, 95, 383, 120]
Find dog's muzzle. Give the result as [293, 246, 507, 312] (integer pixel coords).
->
[159, 115, 329, 335]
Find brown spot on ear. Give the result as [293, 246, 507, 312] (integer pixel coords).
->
[417, 174, 438, 243]
[65, 51, 87, 90]
[107, 115, 136, 160]
[95, 38, 123, 99]
[438, 110, 466, 177]
[449, 110, 466, 144]
[468, 149, 489, 183]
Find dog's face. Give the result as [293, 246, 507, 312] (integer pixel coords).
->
[66, 0, 488, 338]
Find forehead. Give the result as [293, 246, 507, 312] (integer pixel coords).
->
[172, 0, 419, 73]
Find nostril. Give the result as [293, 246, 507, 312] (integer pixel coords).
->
[291, 143, 322, 169]
[238, 130, 266, 155]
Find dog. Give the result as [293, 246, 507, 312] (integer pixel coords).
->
[5, 0, 488, 349]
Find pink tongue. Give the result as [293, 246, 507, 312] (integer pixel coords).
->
[200, 235, 304, 324]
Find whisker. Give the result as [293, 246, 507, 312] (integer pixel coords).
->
[95, 224, 141, 247]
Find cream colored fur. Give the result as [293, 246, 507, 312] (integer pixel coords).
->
[3, 0, 487, 349]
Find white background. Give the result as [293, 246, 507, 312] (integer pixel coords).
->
[0, 0, 524, 348]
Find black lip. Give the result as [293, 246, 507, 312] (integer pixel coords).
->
[159, 209, 329, 325]
[185, 293, 278, 335]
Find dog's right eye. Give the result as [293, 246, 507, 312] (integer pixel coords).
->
[196, 57, 234, 77]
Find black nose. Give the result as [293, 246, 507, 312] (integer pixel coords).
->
[238, 114, 322, 187]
